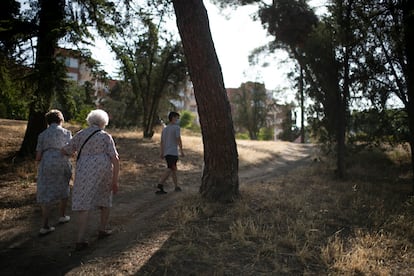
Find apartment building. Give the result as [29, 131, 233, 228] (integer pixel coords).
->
[55, 47, 111, 106]
[174, 79, 293, 140]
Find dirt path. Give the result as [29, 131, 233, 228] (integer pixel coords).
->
[0, 126, 315, 275]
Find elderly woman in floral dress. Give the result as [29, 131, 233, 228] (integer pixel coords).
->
[36, 109, 72, 235]
[62, 109, 120, 250]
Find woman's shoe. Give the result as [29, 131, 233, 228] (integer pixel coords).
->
[58, 215, 70, 224]
[39, 226, 55, 236]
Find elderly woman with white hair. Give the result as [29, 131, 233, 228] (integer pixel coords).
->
[62, 109, 120, 250]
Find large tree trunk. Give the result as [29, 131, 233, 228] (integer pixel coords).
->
[299, 65, 305, 143]
[335, 0, 354, 179]
[172, 0, 239, 202]
[402, 0, 414, 193]
[336, 94, 346, 179]
[336, 48, 350, 180]
[143, 94, 160, 138]
[18, 0, 65, 157]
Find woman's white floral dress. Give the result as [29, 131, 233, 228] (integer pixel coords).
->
[63, 126, 119, 211]
[36, 124, 72, 204]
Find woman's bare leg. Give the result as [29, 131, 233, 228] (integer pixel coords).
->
[76, 210, 89, 242]
[59, 198, 68, 217]
[99, 207, 110, 232]
[41, 204, 51, 228]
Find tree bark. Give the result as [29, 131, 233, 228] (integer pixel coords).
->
[172, 0, 239, 202]
[335, 0, 354, 179]
[402, 0, 414, 193]
[299, 65, 305, 143]
[18, 0, 65, 157]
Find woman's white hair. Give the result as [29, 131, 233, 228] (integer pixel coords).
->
[86, 109, 109, 127]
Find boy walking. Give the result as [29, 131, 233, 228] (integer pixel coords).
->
[156, 111, 185, 194]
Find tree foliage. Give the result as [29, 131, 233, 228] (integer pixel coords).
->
[0, 0, 118, 157]
[259, 0, 318, 50]
[0, 1, 36, 121]
[277, 104, 299, 141]
[100, 81, 140, 128]
[349, 108, 409, 146]
[258, 0, 317, 145]
[107, 2, 187, 137]
[232, 82, 269, 140]
[213, 0, 414, 183]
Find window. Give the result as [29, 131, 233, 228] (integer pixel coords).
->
[66, 72, 78, 81]
[65, 57, 79, 68]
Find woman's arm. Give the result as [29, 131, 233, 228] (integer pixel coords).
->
[111, 155, 120, 194]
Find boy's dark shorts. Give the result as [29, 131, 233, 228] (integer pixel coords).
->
[165, 155, 178, 170]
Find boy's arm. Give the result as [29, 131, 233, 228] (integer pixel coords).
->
[177, 136, 184, 157]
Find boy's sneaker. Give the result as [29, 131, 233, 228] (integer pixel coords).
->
[39, 226, 55, 236]
[174, 186, 182, 192]
[75, 241, 89, 251]
[58, 215, 70, 224]
[155, 184, 167, 195]
[98, 229, 113, 239]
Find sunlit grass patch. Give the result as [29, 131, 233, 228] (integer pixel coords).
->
[322, 228, 414, 275]
[0, 120, 27, 154]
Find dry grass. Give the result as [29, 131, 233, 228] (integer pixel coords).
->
[138, 142, 414, 275]
[1, 119, 414, 275]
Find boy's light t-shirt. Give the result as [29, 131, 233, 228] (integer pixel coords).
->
[161, 123, 180, 156]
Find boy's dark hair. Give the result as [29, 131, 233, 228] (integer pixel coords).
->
[168, 111, 180, 122]
[45, 109, 64, 125]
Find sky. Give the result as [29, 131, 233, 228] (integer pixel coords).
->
[91, 1, 326, 95]
[203, 2, 291, 90]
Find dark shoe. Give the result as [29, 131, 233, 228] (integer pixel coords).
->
[174, 186, 182, 192]
[156, 184, 167, 194]
[75, 241, 89, 251]
[98, 229, 113, 239]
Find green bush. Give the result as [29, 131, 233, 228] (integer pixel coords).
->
[179, 110, 194, 129]
[70, 106, 94, 127]
[258, 127, 274, 141]
[236, 132, 249, 140]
